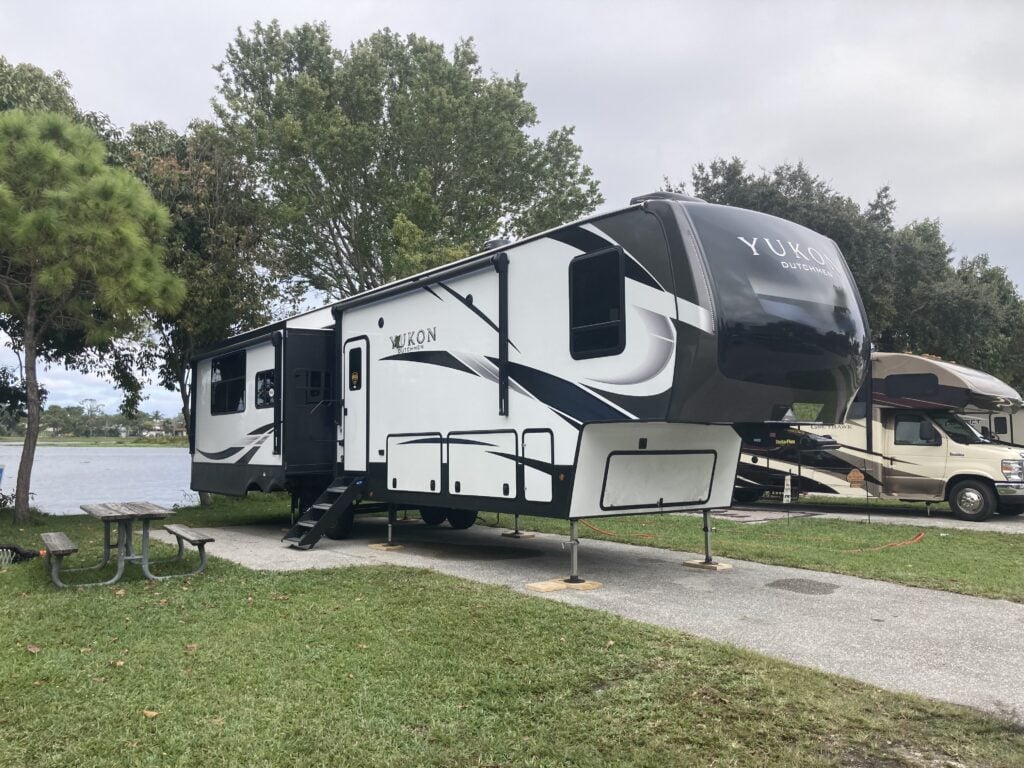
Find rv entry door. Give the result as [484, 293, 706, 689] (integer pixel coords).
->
[343, 338, 369, 472]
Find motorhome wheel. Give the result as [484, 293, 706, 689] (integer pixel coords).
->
[732, 489, 764, 505]
[324, 508, 356, 540]
[419, 507, 447, 526]
[948, 480, 996, 522]
[446, 510, 479, 530]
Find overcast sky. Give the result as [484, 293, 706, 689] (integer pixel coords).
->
[2, 0, 1022, 414]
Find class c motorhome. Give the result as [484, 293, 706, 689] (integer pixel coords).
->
[191, 193, 870, 549]
[735, 353, 1024, 521]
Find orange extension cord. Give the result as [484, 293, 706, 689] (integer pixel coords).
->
[579, 519, 654, 539]
[848, 531, 926, 553]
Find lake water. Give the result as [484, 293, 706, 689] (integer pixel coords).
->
[0, 444, 198, 516]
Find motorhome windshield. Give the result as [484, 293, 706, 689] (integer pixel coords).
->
[931, 412, 988, 444]
[686, 204, 868, 413]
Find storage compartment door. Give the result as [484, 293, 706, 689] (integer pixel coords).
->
[448, 431, 518, 498]
[523, 430, 553, 503]
[386, 433, 441, 493]
[570, 422, 740, 518]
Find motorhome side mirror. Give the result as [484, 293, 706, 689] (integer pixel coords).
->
[981, 426, 992, 439]
[919, 422, 939, 444]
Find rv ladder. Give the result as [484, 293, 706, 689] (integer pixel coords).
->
[283, 476, 364, 550]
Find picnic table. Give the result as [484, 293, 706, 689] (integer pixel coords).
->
[40, 502, 214, 588]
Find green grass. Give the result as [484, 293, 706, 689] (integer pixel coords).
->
[1, 531, 1022, 767]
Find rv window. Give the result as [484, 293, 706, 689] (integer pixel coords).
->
[994, 416, 1008, 435]
[884, 373, 939, 398]
[296, 369, 332, 405]
[255, 369, 276, 409]
[349, 348, 363, 391]
[211, 351, 246, 414]
[569, 247, 625, 359]
[893, 414, 941, 446]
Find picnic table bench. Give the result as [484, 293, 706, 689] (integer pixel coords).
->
[40, 502, 215, 588]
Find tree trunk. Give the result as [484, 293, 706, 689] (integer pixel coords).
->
[14, 329, 40, 524]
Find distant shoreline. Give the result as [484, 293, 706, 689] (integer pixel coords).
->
[0, 437, 188, 448]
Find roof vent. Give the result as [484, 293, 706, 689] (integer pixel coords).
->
[482, 237, 512, 251]
[629, 191, 705, 205]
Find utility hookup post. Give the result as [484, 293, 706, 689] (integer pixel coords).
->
[783, 472, 792, 522]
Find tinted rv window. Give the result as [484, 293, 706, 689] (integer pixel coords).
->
[686, 204, 868, 399]
[348, 348, 363, 391]
[255, 369, 276, 409]
[211, 351, 246, 414]
[297, 370, 332, 404]
[884, 373, 938, 398]
[569, 247, 626, 359]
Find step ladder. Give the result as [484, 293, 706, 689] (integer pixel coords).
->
[283, 476, 364, 550]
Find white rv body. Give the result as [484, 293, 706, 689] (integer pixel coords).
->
[192, 194, 870, 533]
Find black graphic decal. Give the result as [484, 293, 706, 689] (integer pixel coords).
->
[197, 424, 274, 460]
[437, 282, 521, 353]
[497, 359, 629, 422]
[383, 350, 476, 376]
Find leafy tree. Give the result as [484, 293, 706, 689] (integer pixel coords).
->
[1, 57, 158, 415]
[0, 111, 185, 522]
[0, 365, 34, 434]
[0, 57, 78, 116]
[116, 120, 278, 435]
[215, 22, 602, 298]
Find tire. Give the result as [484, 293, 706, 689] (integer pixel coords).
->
[732, 488, 764, 505]
[446, 510, 478, 530]
[419, 507, 447, 526]
[324, 507, 355, 540]
[948, 480, 997, 522]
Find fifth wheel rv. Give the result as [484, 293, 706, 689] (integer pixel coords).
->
[191, 192, 870, 549]
[736, 353, 1024, 521]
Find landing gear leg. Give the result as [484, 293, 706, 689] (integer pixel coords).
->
[385, 505, 398, 548]
[564, 520, 584, 584]
[683, 510, 733, 571]
[502, 512, 535, 539]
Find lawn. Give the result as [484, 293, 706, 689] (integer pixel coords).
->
[1, 519, 1022, 767]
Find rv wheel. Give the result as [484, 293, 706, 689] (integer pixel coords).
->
[324, 508, 355, 540]
[446, 510, 478, 530]
[420, 507, 447, 526]
[948, 480, 996, 522]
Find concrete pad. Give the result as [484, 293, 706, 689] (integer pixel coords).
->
[501, 530, 536, 539]
[683, 559, 733, 571]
